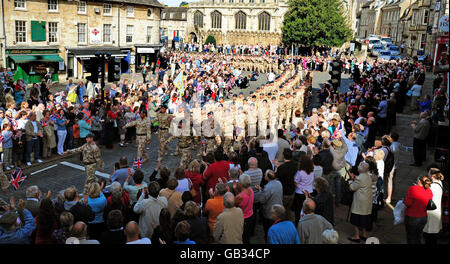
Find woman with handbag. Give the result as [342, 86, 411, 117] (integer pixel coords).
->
[423, 168, 444, 244]
[348, 161, 374, 243]
[403, 176, 433, 244]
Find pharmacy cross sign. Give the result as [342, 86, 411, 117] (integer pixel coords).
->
[92, 28, 100, 35]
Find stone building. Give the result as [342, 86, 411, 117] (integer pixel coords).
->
[160, 7, 187, 47]
[357, 0, 386, 38]
[380, 0, 411, 43]
[3, 0, 163, 82]
[185, 0, 290, 46]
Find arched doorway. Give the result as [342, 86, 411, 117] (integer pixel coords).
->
[190, 32, 198, 43]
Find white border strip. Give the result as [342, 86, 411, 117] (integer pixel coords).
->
[30, 164, 59, 175]
[60, 161, 110, 179]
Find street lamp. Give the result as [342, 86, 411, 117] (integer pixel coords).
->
[94, 52, 112, 102]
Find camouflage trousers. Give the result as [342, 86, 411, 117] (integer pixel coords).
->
[205, 138, 216, 154]
[137, 136, 149, 161]
[0, 165, 9, 191]
[258, 121, 268, 137]
[83, 163, 98, 194]
[179, 147, 192, 170]
[285, 110, 292, 130]
[158, 129, 170, 159]
[223, 136, 234, 155]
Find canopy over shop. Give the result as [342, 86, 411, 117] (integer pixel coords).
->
[6, 47, 64, 83]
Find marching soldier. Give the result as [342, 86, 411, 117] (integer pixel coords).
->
[122, 110, 152, 163]
[269, 96, 279, 137]
[64, 133, 104, 194]
[258, 99, 268, 138]
[202, 112, 221, 154]
[247, 103, 257, 140]
[191, 102, 202, 149]
[155, 105, 173, 160]
[235, 106, 246, 143]
[223, 108, 234, 155]
[278, 94, 286, 129]
[285, 92, 294, 130]
[164, 120, 193, 170]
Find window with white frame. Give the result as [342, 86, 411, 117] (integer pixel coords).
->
[48, 0, 58, 11]
[127, 6, 134, 17]
[48, 22, 58, 43]
[420, 33, 426, 50]
[78, 23, 86, 43]
[14, 0, 26, 9]
[162, 11, 166, 19]
[147, 26, 152, 43]
[103, 3, 112, 15]
[77, 1, 87, 14]
[126, 25, 133, 42]
[103, 24, 112, 43]
[422, 9, 429, 25]
[15, 20, 26, 43]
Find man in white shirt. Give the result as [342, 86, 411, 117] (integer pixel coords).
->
[125, 221, 152, 244]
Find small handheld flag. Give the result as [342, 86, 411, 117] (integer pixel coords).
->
[10, 168, 27, 191]
[133, 158, 143, 169]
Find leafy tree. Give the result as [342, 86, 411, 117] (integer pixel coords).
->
[205, 35, 216, 46]
[180, 1, 189, 7]
[282, 0, 352, 47]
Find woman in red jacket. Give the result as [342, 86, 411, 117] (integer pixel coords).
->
[403, 176, 433, 244]
[185, 160, 204, 204]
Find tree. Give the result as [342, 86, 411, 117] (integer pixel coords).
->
[180, 1, 189, 7]
[205, 35, 216, 46]
[282, 0, 352, 48]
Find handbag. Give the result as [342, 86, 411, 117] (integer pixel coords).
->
[406, 89, 413, 96]
[427, 199, 437, 211]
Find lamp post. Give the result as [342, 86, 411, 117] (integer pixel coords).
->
[94, 52, 111, 102]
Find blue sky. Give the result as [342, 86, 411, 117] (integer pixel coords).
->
[161, 0, 194, 7]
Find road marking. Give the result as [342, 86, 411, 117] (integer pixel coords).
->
[30, 164, 59, 176]
[60, 161, 110, 179]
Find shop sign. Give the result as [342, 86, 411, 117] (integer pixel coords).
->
[7, 49, 57, 54]
[438, 15, 449, 32]
[137, 48, 155, 53]
[90, 27, 102, 44]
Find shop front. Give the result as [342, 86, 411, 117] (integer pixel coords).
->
[6, 47, 64, 84]
[66, 47, 129, 81]
[134, 44, 163, 73]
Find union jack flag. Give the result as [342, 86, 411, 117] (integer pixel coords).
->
[133, 158, 143, 169]
[10, 168, 27, 191]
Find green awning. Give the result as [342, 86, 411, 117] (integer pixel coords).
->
[9, 54, 64, 63]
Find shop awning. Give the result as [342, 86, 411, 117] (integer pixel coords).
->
[9, 54, 64, 63]
[67, 47, 127, 58]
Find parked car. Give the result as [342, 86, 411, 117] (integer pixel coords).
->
[380, 37, 392, 46]
[371, 45, 384, 56]
[368, 39, 382, 50]
[379, 50, 392, 60]
[390, 55, 401, 60]
[389, 45, 400, 55]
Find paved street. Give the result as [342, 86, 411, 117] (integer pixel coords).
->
[1, 70, 447, 244]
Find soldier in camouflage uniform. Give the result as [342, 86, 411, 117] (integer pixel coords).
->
[222, 108, 234, 155]
[164, 119, 193, 170]
[201, 112, 221, 154]
[155, 105, 173, 160]
[235, 106, 246, 143]
[269, 96, 279, 137]
[191, 102, 203, 149]
[258, 99, 268, 138]
[285, 92, 294, 130]
[278, 94, 286, 129]
[0, 161, 9, 192]
[64, 133, 104, 194]
[247, 103, 257, 140]
[123, 110, 152, 163]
